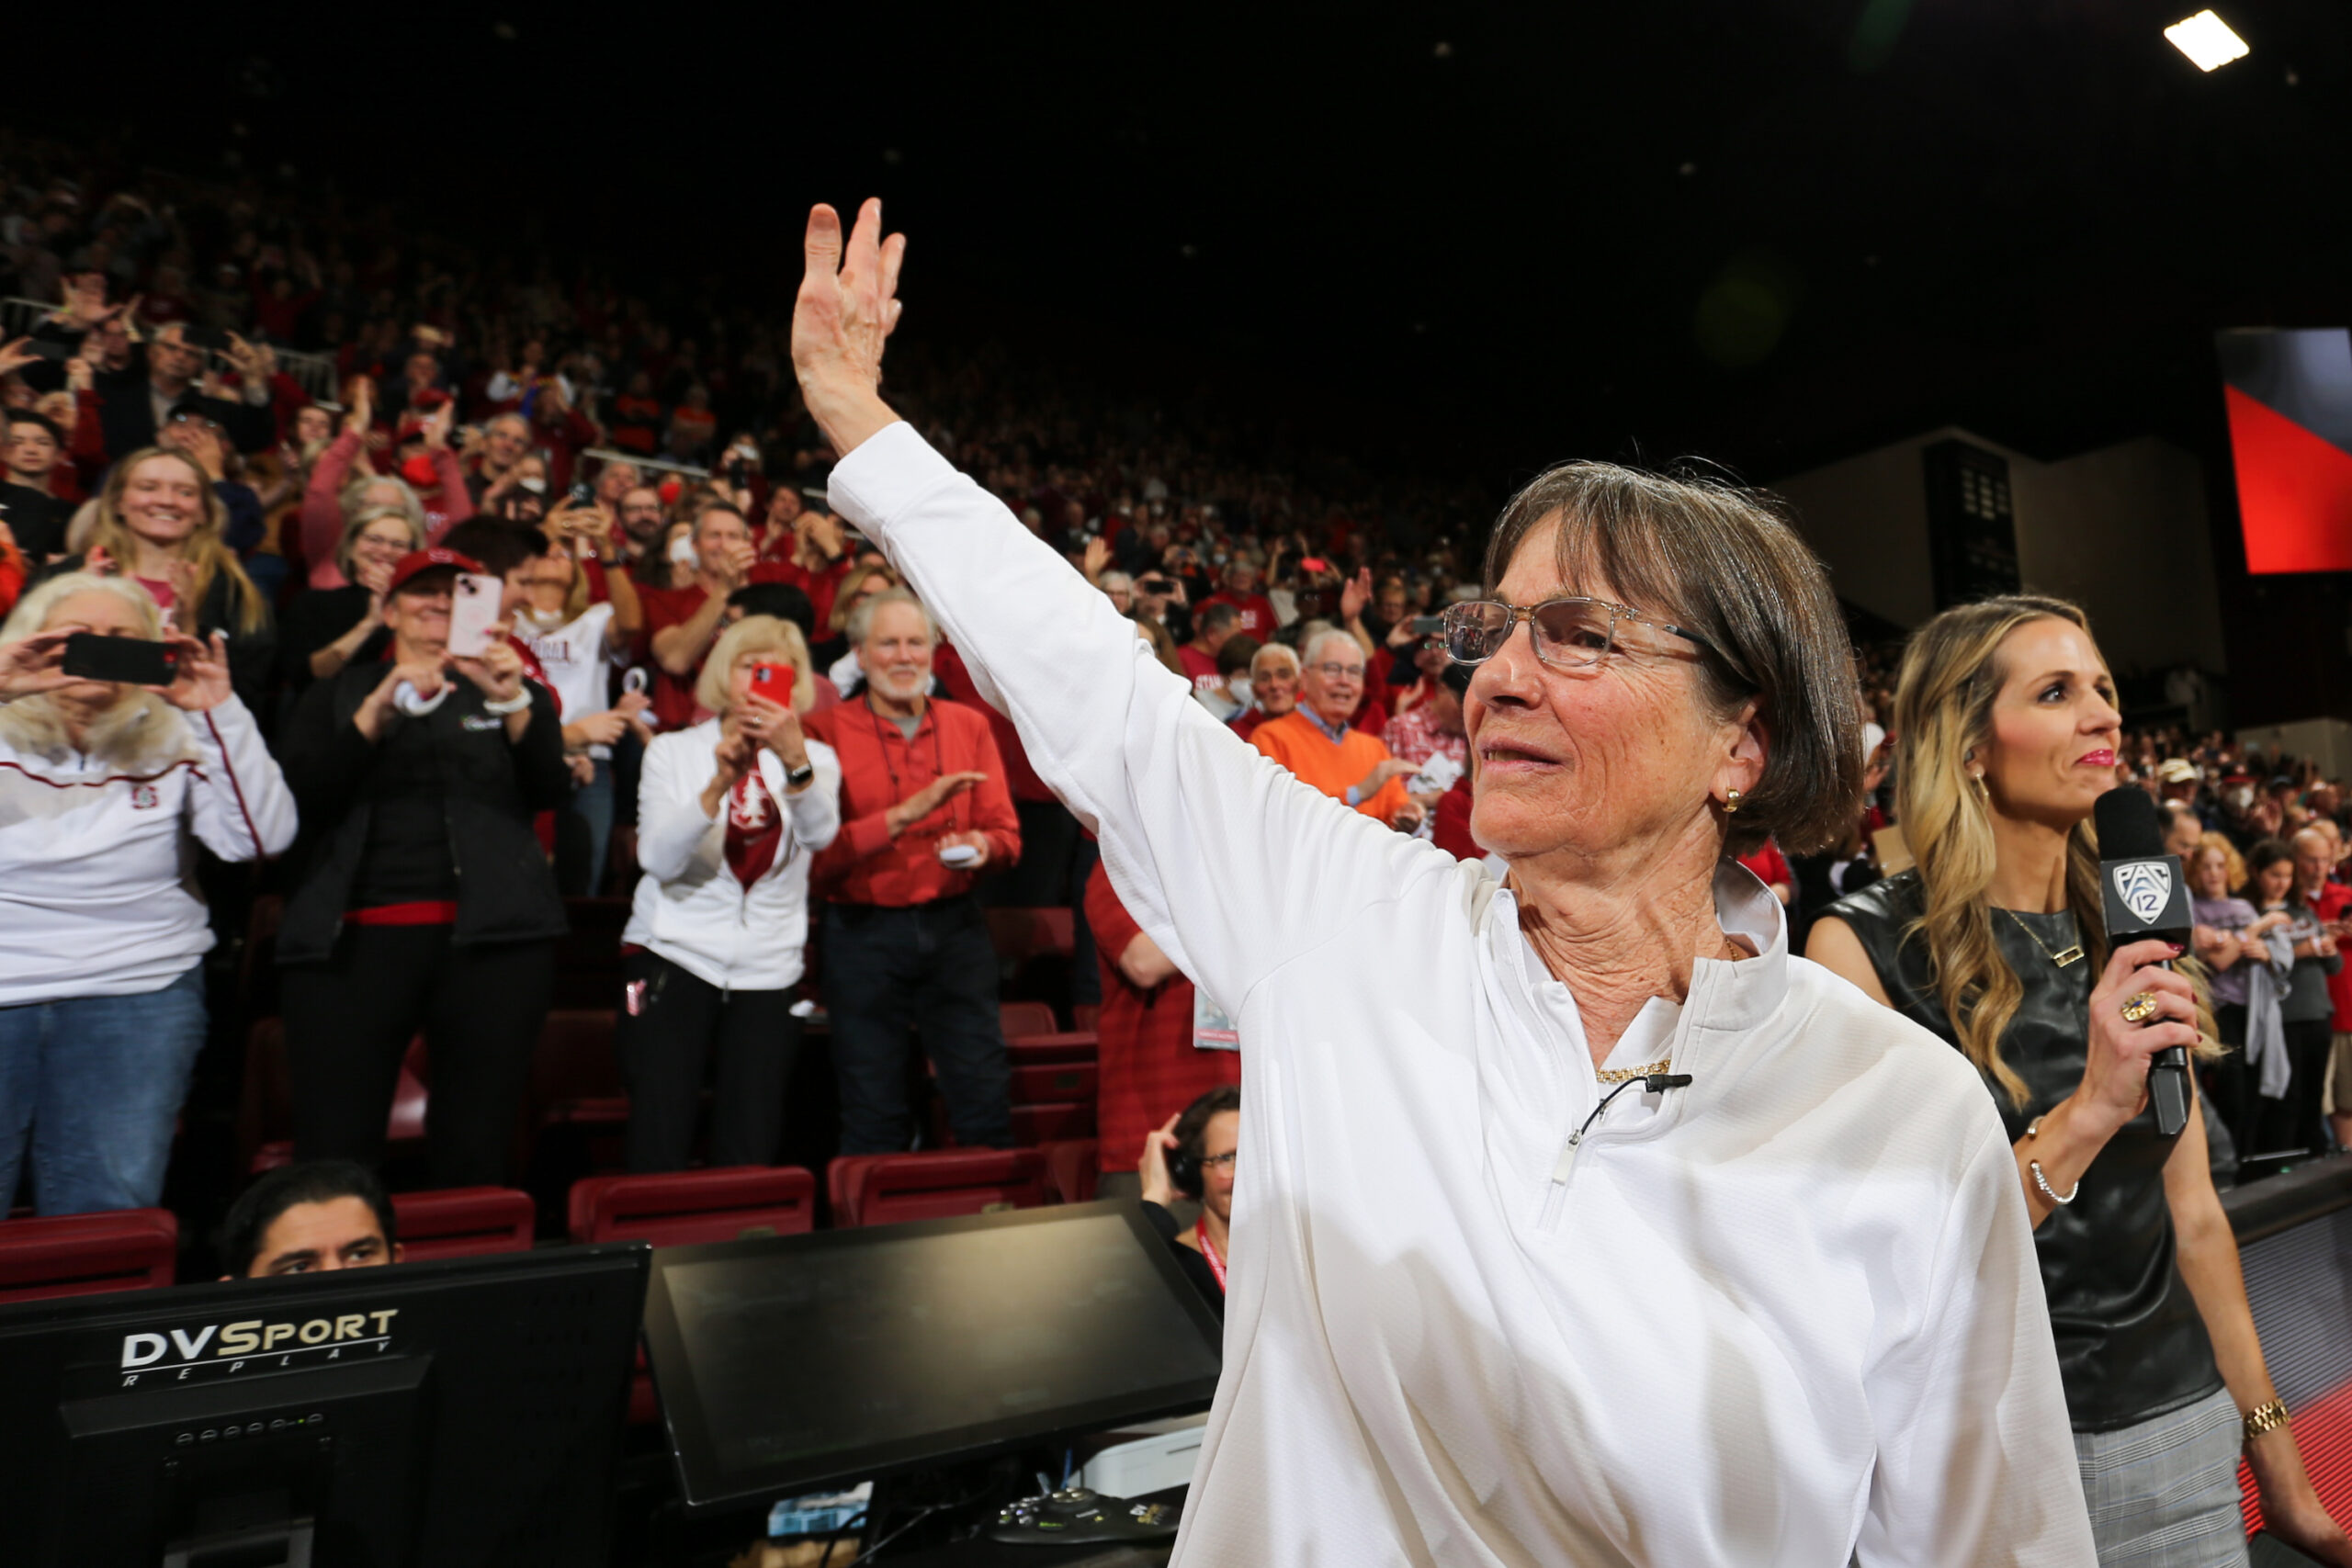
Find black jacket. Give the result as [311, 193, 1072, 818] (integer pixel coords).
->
[1141, 1201, 1225, 1325]
[93, 355, 275, 458]
[1826, 871, 2221, 1432]
[277, 660, 571, 965]
[36, 552, 277, 719]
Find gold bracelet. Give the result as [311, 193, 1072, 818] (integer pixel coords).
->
[2244, 1397, 2290, 1442]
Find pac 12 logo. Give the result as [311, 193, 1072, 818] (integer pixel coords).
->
[2111, 861, 2174, 926]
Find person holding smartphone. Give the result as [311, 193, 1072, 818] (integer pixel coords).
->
[619, 615, 840, 1171]
[276, 546, 571, 1189]
[0, 572, 295, 1214]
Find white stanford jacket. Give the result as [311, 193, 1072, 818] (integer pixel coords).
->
[829, 423, 2096, 1567]
[0, 694, 297, 1006]
[623, 719, 842, 992]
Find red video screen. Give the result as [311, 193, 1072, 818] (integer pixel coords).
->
[2218, 328, 2352, 574]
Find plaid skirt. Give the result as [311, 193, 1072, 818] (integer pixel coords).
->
[2075, 1386, 2250, 1567]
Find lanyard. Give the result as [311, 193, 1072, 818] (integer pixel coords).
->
[866, 697, 957, 838]
[1196, 1225, 1227, 1292]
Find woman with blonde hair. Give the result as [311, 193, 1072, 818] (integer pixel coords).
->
[1811, 593, 2349, 1565]
[0, 572, 295, 1213]
[279, 502, 426, 691]
[43, 446, 277, 713]
[619, 615, 841, 1170]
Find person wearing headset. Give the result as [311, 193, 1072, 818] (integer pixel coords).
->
[1138, 1084, 1238, 1320]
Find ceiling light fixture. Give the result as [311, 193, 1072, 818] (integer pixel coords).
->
[2165, 10, 2249, 72]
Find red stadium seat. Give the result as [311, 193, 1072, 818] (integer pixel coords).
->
[1000, 1001, 1060, 1040]
[531, 1009, 628, 1129]
[1010, 1062, 1098, 1105]
[828, 1148, 1052, 1228]
[1042, 1140, 1100, 1204]
[1005, 1031, 1099, 1067]
[1010, 1103, 1095, 1145]
[566, 1167, 817, 1246]
[1073, 1004, 1102, 1034]
[389, 1187, 536, 1261]
[0, 1209, 177, 1303]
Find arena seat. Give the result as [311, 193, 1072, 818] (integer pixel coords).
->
[827, 1148, 1053, 1228]
[1010, 1061, 1098, 1105]
[531, 1008, 628, 1130]
[1000, 1001, 1060, 1040]
[1010, 1102, 1096, 1145]
[389, 1187, 536, 1260]
[1042, 1140, 1100, 1205]
[0, 1209, 177, 1303]
[1005, 1030, 1100, 1067]
[566, 1167, 817, 1246]
[1073, 1004, 1102, 1033]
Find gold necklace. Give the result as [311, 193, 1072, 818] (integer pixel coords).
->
[1596, 1058, 1673, 1084]
[2000, 907, 2085, 968]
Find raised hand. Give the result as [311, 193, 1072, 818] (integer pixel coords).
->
[453, 636, 526, 703]
[153, 630, 232, 712]
[1083, 536, 1112, 583]
[0, 336, 40, 378]
[886, 769, 987, 837]
[0, 628, 75, 699]
[791, 198, 907, 456]
[1340, 567, 1374, 626]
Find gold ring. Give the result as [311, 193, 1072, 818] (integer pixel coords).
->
[2120, 990, 2162, 1024]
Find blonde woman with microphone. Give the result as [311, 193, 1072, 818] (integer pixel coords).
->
[1812, 594, 2349, 1565]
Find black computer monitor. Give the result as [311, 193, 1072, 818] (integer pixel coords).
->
[0, 1243, 648, 1567]
[642, 1200, 1223, 1509]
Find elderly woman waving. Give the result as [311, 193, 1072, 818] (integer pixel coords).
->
[790, 201, 2094, 1564]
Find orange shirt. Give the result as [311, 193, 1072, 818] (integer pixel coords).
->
[1250, 709, 1411, 824]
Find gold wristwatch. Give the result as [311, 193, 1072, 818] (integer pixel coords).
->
[2243, 1397, 2290, 1442]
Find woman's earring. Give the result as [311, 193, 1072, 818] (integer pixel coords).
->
[1724, 788, 1742, 814]
[1971, 772, 1989, 800]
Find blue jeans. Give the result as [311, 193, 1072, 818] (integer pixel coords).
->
[572, 757, 616, 896]
[0, 964, 208, 1214]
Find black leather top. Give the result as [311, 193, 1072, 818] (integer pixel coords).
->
[1826, 871, 2221, 1432]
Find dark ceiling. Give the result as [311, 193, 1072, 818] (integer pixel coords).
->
[18, 0, 2350, 490]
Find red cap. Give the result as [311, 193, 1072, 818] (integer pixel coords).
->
[385, 547, 484, 595]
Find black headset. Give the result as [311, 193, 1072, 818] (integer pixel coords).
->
[1167, 1144, 1204, 1200]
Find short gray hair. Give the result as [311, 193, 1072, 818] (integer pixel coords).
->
[1300, 627, 1361, 668]
[847, 586, 935, 648]
[1250, 642, 1300, 678]
[1481, 461, 1861, 856]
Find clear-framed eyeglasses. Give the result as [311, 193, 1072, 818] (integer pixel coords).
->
[1438, 595, 1717, 672]
[1198, 1152, 1238, 1173]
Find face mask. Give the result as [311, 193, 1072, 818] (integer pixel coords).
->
[1227, 677, 1252, 707]
[517, 604, 565, 631]
[669, 535, 698, 566]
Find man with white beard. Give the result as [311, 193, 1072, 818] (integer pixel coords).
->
[804, 589, 1023, 1151]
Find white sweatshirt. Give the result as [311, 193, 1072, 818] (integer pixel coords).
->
[0, 694, 297, 1006]
[829, 423, 2096, 1567]
[622, 718, 842, 992]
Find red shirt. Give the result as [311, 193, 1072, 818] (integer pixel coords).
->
[2305, 881, 2352, 1029]
[1085, 860, 1239, 1174]
[1432, 777, 1481, 862]
[1176, 644, 1223, 700]
[1199, 590, 1277, 642]
[1739, 840, 1793, 896]
[805, 696, 1023, 907]
[635, 580, 715, 730]
[934, 642, 1053, 804]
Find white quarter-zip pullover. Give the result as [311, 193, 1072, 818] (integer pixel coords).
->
[829, 421, 2095, 1566]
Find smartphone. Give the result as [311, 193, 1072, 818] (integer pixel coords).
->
[1298, 557, 1331, 575]
[185, 326, 232, 354]
[749, 660, 795, 705]
[62, 632, 178, 686]
[568, 480, 596, 508]
[26, 339, 73, 362]
[938, 842, 982, 869]
[1409, 616, 1446, 636]
[446, 571, 503, 658]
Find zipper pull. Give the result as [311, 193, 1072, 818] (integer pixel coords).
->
[1552, 1129, 1586, 1184]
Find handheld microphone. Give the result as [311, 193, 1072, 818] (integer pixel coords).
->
[2093, 788, 2194, 1138]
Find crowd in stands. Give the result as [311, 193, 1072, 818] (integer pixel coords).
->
[0, 138, 2346, 1286]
